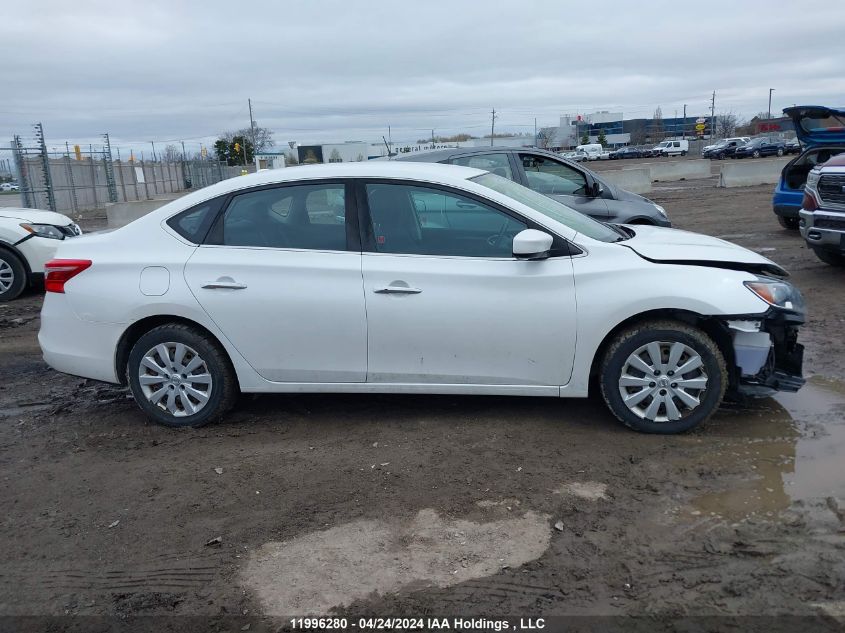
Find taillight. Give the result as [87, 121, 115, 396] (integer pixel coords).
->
[44, 259, 91, 293]
[801, 190, 819, 212]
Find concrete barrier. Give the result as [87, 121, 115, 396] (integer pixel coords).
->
[105, 194, 184, 228]
[600, 167, 651, 194]
[718, 157, 791, 188]
[644, 159, 711, 182]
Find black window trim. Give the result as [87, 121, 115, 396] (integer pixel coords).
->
[354, 177, 579, 258]
[516, 150, 589, 196]
[201, 179, 361, 252]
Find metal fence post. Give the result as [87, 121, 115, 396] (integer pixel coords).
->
[34, 123, 57, 212]
[63, 142, 79, 215]
[89, 145, 98, 208]
[116, 158, 127, 202]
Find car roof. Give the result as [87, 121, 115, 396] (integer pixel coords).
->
[395, 146, 560, 163]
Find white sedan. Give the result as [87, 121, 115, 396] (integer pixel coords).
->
[38, 162, 805, 433]
[0, 207, 82, 300]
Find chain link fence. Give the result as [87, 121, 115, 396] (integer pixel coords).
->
[6, 124, 249, 215]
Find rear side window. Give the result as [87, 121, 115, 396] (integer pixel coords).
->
[448, 153, 514, 180]
[220, 183, 347, 251]
[166, 200, 220, 243]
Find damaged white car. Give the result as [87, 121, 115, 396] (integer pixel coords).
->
[38, 162, 804, 433]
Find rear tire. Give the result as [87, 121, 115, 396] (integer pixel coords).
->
[777, 216, 799, 230]
[752, 150, 761, 158]
[777, 148, 784, 157]
[599, 320, 727, 434]
[127, 324, 238, 428]
[0, 249, 26, 302]
[812, 248, 845, 267]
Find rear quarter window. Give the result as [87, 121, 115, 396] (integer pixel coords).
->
[166, 198, 223, 244]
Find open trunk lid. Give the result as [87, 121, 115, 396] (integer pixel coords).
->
[783, 105, 845, 147]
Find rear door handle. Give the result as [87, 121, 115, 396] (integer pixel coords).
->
[374, 285, 422, 294]
[202, 280, 247, 290]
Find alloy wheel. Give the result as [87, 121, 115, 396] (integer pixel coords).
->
[0, 259, 14, 293]
[138, 342, 213, 417]
[617, 341, 708, 423]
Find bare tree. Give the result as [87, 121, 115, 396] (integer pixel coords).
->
[629, 120, 647, 145]
[162, 144, 181, 162]
[219, 124, 275, 153]
[716, 111, 740, 138]
[536, 127, 557, 149]
[650, 106, 664, 141]
[284, 152, 299, 166]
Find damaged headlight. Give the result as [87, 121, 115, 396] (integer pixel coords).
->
[744, 279, 805, 312]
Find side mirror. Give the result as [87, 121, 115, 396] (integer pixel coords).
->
[513, 229, 553, 260]
[592, 181, 604, 197]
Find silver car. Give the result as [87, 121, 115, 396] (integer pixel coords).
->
[397, 147, 670, 226]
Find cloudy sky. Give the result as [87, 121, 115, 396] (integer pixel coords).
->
[3, 0, 844, 157]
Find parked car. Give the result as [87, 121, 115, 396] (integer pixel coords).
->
[38, 162, 805, 434]
[701, 137, 749, 158]
[0, 207, 82, 301]
[702, 139, 746, 160]
[799, 153, 845, 265]
[651, 139, 689, 157]
[560, 150, 588, 162]
[576, 143, 604, 161]
[597, 149, 612, 160]
[785, 138, 802, 155]
[397, 147, 670, 226]
[0, 182, 20, 192]
[610, 147, 644, 160]
[734, 137, 785, 159]
[773, 106, 845, 230]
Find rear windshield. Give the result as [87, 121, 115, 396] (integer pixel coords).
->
[469, 172, 620, 243]
[798, 113, 845, 136]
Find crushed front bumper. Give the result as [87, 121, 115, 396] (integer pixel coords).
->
[723, 309, 805, 398]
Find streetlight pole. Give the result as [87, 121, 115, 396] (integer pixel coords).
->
[768, 88, 775, 121]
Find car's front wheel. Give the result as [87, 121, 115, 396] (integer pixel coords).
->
[752, 150, 761, 158]
[778, 216, 799, 230]
[127, 324, 238, 427]
[600, 320, 727, 434]
[0, 249, 26, 302]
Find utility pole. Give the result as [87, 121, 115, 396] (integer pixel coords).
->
[490, 107, 497, 146]
[248, 98, 257, 164]
[710, 91, 716, 140]
[150, 141, 157, 162]
[181, 140, 187, 160]
[431, 129, 435, 145]
[683, 104, 687, 139]
[534, 117, 537, 147]
[768, 88, 775, 121]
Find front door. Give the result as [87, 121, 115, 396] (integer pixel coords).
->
[517, 152, 609, 219]
[184, 181, 367, 383]
[358, 180, 577, 387]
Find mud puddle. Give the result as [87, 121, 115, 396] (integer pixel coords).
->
[687, 378, 845, 528]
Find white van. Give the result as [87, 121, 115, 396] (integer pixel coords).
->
[575, 143, 604, 161]
[651, 139, 689, 157]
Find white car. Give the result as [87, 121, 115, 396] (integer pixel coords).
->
[0, 183, 20, 192]
[38, 162, 805, 433]
[0, 207, 82, 301]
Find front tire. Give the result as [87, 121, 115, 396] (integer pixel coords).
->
[599, 320, 727, 434]
[778, 216, 799, 230]
[752, 150, 761, 158]
[812, 248, 845, 267]
[0, 249, 26, 302]
[127, 324, 238, 428]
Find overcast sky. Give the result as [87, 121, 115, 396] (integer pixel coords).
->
[3, 0, 844, 157]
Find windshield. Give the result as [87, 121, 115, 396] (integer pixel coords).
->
[470, 172, 621, 243]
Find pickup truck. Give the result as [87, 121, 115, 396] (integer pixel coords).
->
[799, 153, 845, 266]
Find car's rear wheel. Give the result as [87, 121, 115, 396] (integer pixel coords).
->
[752, 150, 761, 158]
[812, 248, 845, 267]
[599, 320, 727, 434]
[0, 249, 26, 302]
[778, 216, 799, 230]
[777, 148, 784, 157]
[127, 324, 238, 428]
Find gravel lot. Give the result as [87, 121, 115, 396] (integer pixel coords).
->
[2, 174, 844, 631]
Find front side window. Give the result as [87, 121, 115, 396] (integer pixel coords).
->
[365, 182, 526, 257]
[448, 153, 514, 180]
[520, 154, 587, 196]
[221, 183, 347, 250]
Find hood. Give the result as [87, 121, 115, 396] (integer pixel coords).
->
[0, 207, 73, 225]
[783, 105, 845, 147]
[620, 225, 787, 277]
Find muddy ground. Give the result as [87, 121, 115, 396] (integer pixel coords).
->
[1, 176, 844, 632]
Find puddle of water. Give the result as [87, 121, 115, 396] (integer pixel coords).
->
[241, 508, 550, 615]
[688, 380, 845, 523]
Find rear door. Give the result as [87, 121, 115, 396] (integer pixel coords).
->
[516, 152, 609, 219]
[183, 180, 367, 383]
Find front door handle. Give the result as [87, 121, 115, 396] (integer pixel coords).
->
[202, 280, 247, 290]
[374, 285, 422, 294]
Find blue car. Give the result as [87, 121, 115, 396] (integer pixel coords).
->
[773, 106, 845, 229]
